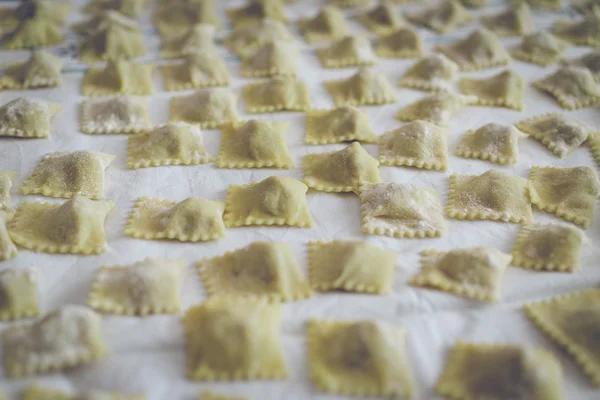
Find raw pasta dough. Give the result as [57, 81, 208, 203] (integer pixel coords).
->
[244, 76, 311, 113]
[225, 19, 295, 55]
[324, 68, 397, 106]
[396, 92, 476, 126]
[298, 5, 348, 43]
[480, 2, 534, 37]
[513, 31, 569, 66]
[0, 97, 61, 139]
[0, 267, 38, 320]
[160, 23, 215, 59]
[0, 50, 63, 90]
[241, 40, 298, 77]
[227, 0, 287, 28]
[161, 50, 230, 91]
[376, 27, 424, 59]
[456, 123, 525, 165]
[554, 14, 600, 47]
[436, 29, 511, 71]
[305, 106, 377, 144]
[0, 171, 14, 212]
[562, 50, 600, 82]
[0, 211, 17, 261]
[81, 96, 150, 135]
[22, 384, 145, 400]
[532, 67, 600, 110]
[459, 69, 525, 111]
[170, 89, 238, 128]
[398, 54, 458, 92]
[406, 0, 472, 34]
[317, 36, 377, 68]
[82, 60, 153, 97]
[357, 1, 405, 34]
[153, 0, 219, 41]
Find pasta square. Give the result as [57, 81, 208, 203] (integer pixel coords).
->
[305, 106, 376, 144]
[406, 0, 472, 33]
[525, 289, 600, 387]
[331, 0, 371, 7]
[513, 32, 568, 66]
[325, 68, 397, 106]
[308, 240, 397, 294]
[360, 182, 446, 238]
[21, 150, 114, 199]
[481, 2, 533, 37]
[225, 19, 295, 55]
[307, 319, 415, 397]
[317, 36, 377, 68]
[244, 76, 311, 113]
[0, 268, 38, 320]
[379, 120, 449, 170]
[0, 171, 14, 212]
[82, 60, 153, 97]
[22, 384, 145, 400]
[0, 211, 17, 261]
[447, 170, 533, 223]
[200, 392, 247, 400]
[410, 247, 511, 302]
[216, 120, 293, 169]
[436, 29, 511, 72]
[299, 6, 348, 43]
[81, 96, 150, 135]
[456, 123, 525, 165]
[398, 54, 458, 92]
[459, 69, 525, 111]
[528, 166, 600, 229]
[8, 197, 114, 255]
[125, 197, 225, 242]
[0, 50, 63, 90]
[357, 2, 405, 34]
[224, 176, 313, 227]
[161, 50, 230, 91]
[376, 27, 424, 59]
[303, 142, 381, 193]
[83, 0, 148, 17]
[2, 305, 108, 378]
[160, 23, 215, 59]
[170, 89, 238, 128]
[183, 298, 287, 380]
[241, 40, 297, 78]
[562, 50, 600, 82]
[532, 67, 600, 110]
[227, 0, 287, 28]
[554, 15, 600, 47]
[89, 258, 185, 315]
[153, 0, 219, 42]
[197, 241, 312, 302]
[0, 97, 61, 139]
[396, 93, 476, 126]
[437, 341, 563, 400]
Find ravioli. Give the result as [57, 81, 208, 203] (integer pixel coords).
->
[225, 19, 295, 55]
[396, 93, 476, 126]
[0, 171, 14, 212]
[532, 67, 600, 110]
[456, 123, 525, 165]
[170, 89, 238, 128]
[398, 54, 458, 92]
[153, 0, 219, 42]
[241, 40, 298, 77]
[460, 0, 487, 7]
[317, 35, 377, 68]
[126, 197, 225, 241]
[81, 96, 150, 135]
[460, 69, 525, 111]
[447, 170, 533, 223]
[23, 384, 145, 400]
[330, 0, 371, 7]
[0, 50, 63, 90]
[436, 29, 511, 71]
[161, 49, 230, 91]
[528, 166, 600, 229]
[200, 392, 247, 400]
[82, 59, 153, 97]
[325, 68, 397, 106]
[127, 122, 212, 169]
[244, 76, 311, 113]
[358, 1, 406, 34]
[161, 23, 215, 59]
[308, 319, 415, 397]
[308, 240, 397, 294]
[406, 0, 472, 33]
[183, 298, 287, 380]
[360, 182, 446, 238]
[2, 305, 108, 377]
[0, 97, 61, 139]
[0, 268, 37, 321]
[562, 50, 600, 82]
[224, 176, 313, 228]
[554, 14, 600, 47]
[376, 27, 424, 59]
[411, 247, 511, 302]
[513, 32, 569, 66]
[573, 0, 600, 14]
[481, 2, 533, 37]
[298, 5, 348, 43]
[305, 106, 377, 144]
[217, 120, 293, 168]
[511, 0, 562, 9]
[228, 0, 287, 27]
[83, 0, 148, 17]
[591, 133, 600, 168]
[0, 211, 17, 261]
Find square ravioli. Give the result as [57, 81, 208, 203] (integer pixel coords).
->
[224, 176, 313, 227]
[325, 68, 397, 106]
[447, 170, 533, 223]
[376, 27, 424, 59]
[0, 97, 61, 139]
[241, 40, 298, 78]
[303, 142, 381, 193]
[562, 50, 600, 83]
[437, 341, 563, 400]
[2, 305, 108, 378]
[533, 67, 600, 110]
[225, 19, 295, 56]
[160, 23, 216, 59]
[0, 268, 39, 321]
[410, 247, 511, 302]
[83, 0, 148, 17]
[456, 123, 525, 165]
[127, 122, 212, 169]
[153, 0, 219, 42]
[398, 54, 458, 92]
[554, 15, 600, 47]
[460, 70, 525, 111]
[89, 258, 185, 315]
[515, 0, 562, 9]
[243, 76, 311, 113]
[528, 166, 600, 228]
[357, 1, 406, 34]
[170, 89, 238, 128]
[360, 182, 446, 238]
[480, 2, 533, 37]
[406, 0, 472, 33]
[82, 60, 153, 97]
[525, 289, 600, 387]
[0, 211, 17, 261]
[396, 93, 476, 126]
[308, 240, 397, 293]
[299, 5, 349, 43]
[8, 197, 114, 255]
[200, 392, 247, 400]
[22, 384, 145, 400]
[81, 96, 150, 135]
[0, 171, 14, 211]
[512, 223, 586, 272]
[197, 241, 312, 302]
[305, 106, 377, 144]
[227, 0, 287, 28]
[161, 50, 230, 91]
[513, 32, 568, 66]
[125, 197, 225, 242]
[183, 298, 288, 380]
[317, 35, 377, 68]
[436, 29, 511, 72]
[21, 150, 114, 199]
[216, 120, 294, 169]
[307, 319, 415, 397]
[0, 50, 63, 90]
[379, 120, 449, 170]
[516, 112, 595, 158]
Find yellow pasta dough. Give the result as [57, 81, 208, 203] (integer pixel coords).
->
[460, 0, 487, 8]
[23, 383, 145, 400]
[591, 133, 600, 168]
[325, 68, 397, 106]
[160, 23, 215, 59]
[199, 392, 248, 400]
[528, 166, 600, 229]
[126, 197, 225, 241]
[357, 1, 406, 34]
[411, 247, 511, 302]
[376, 27, 424, 59]
[241, 40, 298, 77]
[83, 0, 148, 17]
[396, 92, 476, 126]
[0, 50, 63, 90]
[436, 28, 511, 71]
[81, 96, 150, 135]
[360, 182, 446, 238]
[303, 142, 381, 193]
[223, 176, 313, 228]
[511, 0, 562, 9]
[437, 341, 563, 400]
[225, 19, 295, 55]
[308, 240, 397, 293]
[456, 123, 525, 165]
[82, 59, 153, 97]
[244, 76, 311, 113]
[183, 298, 288, 380]
[562, 50, 600, 82]
[406, 0, 472, 33]
[554, 14, 600, 47]
[307, 319, 415, 397]
[161, 49, 230, 91]
[216, 120, 293, 168]
[0, 268, 38, 320]
[513, 31, 568, 66]
[170, 89, 238, 128]
[227, 0, 287, 27]
[305, 106, 377, 144]
[8, 197, 114, 255]
[330, 0, 371, 7]
[298, 5, 348, 43]
[197, 241, 312, 302]
[153, 0, 219, 42]
[379, 120, 449, 170]
[447, 170, 533, 223]
[317, 35, 377, 68]
[2, 305, 109, 378]
[460, 69, 525, 111]
[572, 0, 600, 14]
[0, 171, 14, 212]
[398, 54, 458, 92]
[21, 150, 114, 199]
[127, 122, 212, 168]
[0, 211, 17, 261]
[525, 289, 600, 387]
[0, 97, 61, 139]
[533, 66, 600, 110]
[481, 2, 533, 37]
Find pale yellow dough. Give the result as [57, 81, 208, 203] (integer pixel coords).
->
[161, 49, 230, 91]
[562, 50, 600, 82]
[153, 0, 219, 42]
[0, 211, 17, 261]
[241, 41, 298, 77]
[460, 70, 525, 111]
[456, 123, 525, 165]
[510, 0, 562, 9]
[554, 14, 600, 47]
[406, 0, 472, 33]
[244, 76, 311, 113]
[160, 23, 216, 59]
[225, 19, 295, 55]
[23, 383, 145, 400]
[481, 2, 534, 37]
[170, 89, 238, 128]
[396, 93, 476, 126]
[513, 32, 568, 66]
[82, 60, 153, 97]
[0, 97, 61, 139]
[0, 171, 14, 212]
[305, 106, 376, 144]
[376, 27, 424, 59]
[357, 1, 406, 34]
[83, 0, 148, 17]
[317, 36, 377, 68]
[436, 29, 511, 71]
[398, 54, 458, 92]
[227, 0, 287, 28]
[299, 5, 348, 43]
[533, 66, 600, 110]
[0, 268, 38, 320]
[325, 68, 397, 106]
[0, 50, 63, 90]
[81, 96, 150, 135]
[199, 392, 248, 400]
[591, 133, 600, 168]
